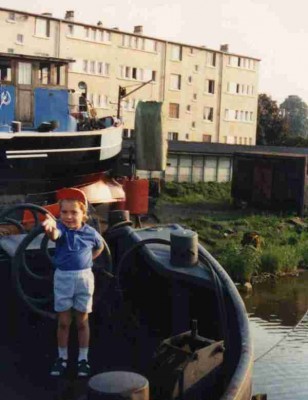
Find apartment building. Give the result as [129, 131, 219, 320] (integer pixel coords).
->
[0, 7, 260, 145]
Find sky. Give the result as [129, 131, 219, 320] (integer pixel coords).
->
[1, 0, 308, 105]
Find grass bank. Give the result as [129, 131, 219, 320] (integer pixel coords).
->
[156, 182, 308, 284]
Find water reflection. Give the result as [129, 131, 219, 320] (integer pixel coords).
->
[241, 271, 308, 400]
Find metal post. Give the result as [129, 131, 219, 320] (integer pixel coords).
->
[117, 86, 122, 120]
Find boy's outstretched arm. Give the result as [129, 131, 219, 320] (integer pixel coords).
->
[92, 243, 104, 260]
[42, 214, 60, 241]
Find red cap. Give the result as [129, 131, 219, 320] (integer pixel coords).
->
[56, 187, 88, 206]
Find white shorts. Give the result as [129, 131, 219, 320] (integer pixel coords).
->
[54, 268, 94, 313]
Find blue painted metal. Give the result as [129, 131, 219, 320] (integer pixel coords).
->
[0, 85, 15, 126]
[34, 88, 69, 131]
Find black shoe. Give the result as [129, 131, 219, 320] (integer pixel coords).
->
[50, 357, 68, 377]
[77, 359, 91, 377]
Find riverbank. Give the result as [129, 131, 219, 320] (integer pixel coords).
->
[153, 182, 308, 284]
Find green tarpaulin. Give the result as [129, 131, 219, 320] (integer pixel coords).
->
[134, 101, 167, 171]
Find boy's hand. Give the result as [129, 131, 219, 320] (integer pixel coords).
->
[42, 215, 59, 240]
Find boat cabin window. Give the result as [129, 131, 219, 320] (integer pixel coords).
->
[0, 60, 12, 82]
[18, 62, 32, 85]
[38, 62, 51, 85]
[56, 65, 66, 86]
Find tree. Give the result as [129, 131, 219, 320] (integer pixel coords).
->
[280, 95, 308, 138]
[256, 94, 286, 145]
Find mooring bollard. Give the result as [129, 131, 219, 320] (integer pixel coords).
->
[107, 210, 130, 227]
[87, 371, 149, 400]
[170, 229, 198, 268]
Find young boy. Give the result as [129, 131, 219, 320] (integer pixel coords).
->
[42, 188, 104, 377]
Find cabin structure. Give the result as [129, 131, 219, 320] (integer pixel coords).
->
[0, 52, 72, 130]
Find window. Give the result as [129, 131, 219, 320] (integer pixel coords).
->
[123, 129, 129, 138]
[205, 79, 215, 94]
[38, 62, 51, 84]
[120, 65, 153, 81]
[91, 29, 96, 41]
[168, 132, 179, 141]
[249, 138, 252, 145]
[194, 65, 199, 72]
[56, 65, 66, 86]
[18, 62, 32, 85]
[67, 24, 74, 35]
[169, 103, 180, 118]
[144, 39, 157, 52]
[186, 105, 191, 112]
[193, 93, 197, 100]
[187, 76, 192, 84]
[90, 61, 95, 74]
[171, 45, 182, 61]
[203, 107, 214, 121]
[16, 34, 24, 44]
[35, 18, 50, 37]
[170, 74, 181, 90]
[189, 47, 195, 55]
[185, 133, 190, 140]
[206, 51, 216, 67]
[84, 27, 89, 38]
[228, 56, 238, 67]
[82, 60, 88, 73]
[8, 12, 16, 21]
[0, 60, 12, 81]
[192, 121, 196, 128]
[203, 134, 211, 144]
[98, 62, 110, 76]
[95, 94, 108, 108]
[152, 71, 157, 81]
[100, 30, 111, 42]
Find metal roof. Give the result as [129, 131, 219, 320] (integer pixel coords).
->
[123, 139, 308, 157]
[0, 52, 74, 64]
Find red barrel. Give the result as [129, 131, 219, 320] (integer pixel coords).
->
[124, 179, 149, 215]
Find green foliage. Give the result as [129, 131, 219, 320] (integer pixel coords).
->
[260, 245, 299, 274]
[217, 242, 260, 283]
[256, 93, 286, 145]
[161, 181, 232, 204]
[300, 247, 308, 268]
[280, 95, 308, 138]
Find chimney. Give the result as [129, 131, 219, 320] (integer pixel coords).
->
[134, 25, 143, 34]
[220, 44, 229, 52]
[41, 12, 52, 17]
[97, 21, 103, 26]
[112, 27, 119, 30]
[65, 10, 74, 21]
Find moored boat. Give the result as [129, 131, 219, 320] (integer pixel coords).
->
[0, 203, 253, 400]
[0, 52, 123, 196]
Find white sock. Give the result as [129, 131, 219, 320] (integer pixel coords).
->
[58, 347, 68, 360]
[78, 347, 89, 362]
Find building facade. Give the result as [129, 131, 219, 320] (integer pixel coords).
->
[0, 7, 260, 145]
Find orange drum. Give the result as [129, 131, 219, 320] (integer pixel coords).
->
[124, 179, 149, 215]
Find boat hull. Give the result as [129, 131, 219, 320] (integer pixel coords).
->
[0, 125, 123, 195]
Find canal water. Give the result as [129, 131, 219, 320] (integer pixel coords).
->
[241, 271, 308, 400]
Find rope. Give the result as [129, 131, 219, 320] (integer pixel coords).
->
[254, 307, 308, 362]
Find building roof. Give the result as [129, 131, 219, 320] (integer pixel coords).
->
[168, 141, 308, 156]
[0, 6, 261, 61]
